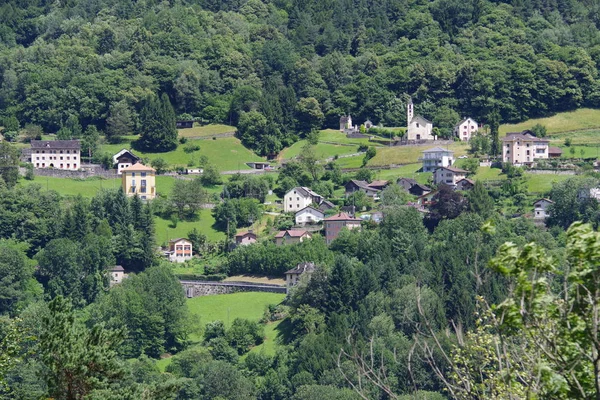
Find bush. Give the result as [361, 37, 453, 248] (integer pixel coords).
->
[151, 158, 169, 174]
[183, 143, 201, 153]
[204, 320, 226, 342]
[179, 137, 188, 144]
[226, 318, 264, 354]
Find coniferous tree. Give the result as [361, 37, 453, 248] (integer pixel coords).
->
[468, 180, 495, 218]
[488, 110, 500, 158]
[137, 94, 178, 152]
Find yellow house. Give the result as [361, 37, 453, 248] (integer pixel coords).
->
[121, 163, 156, 200]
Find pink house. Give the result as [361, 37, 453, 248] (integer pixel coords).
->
[235, 231, 257, 246]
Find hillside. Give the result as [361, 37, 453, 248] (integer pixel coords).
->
[1, 0, 600, 156]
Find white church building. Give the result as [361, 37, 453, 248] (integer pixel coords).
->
[406, 98, 435, 141]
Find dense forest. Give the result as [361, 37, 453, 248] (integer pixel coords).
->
[2, 0, 600, 152]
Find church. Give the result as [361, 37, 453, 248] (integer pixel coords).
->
[406, 98, 435, 141]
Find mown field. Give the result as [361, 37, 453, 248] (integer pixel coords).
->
[499, 108, 600, 135]
[368, 142, 469, 166]
[177, 124, 236, 138]
[100, 136, 264, 171]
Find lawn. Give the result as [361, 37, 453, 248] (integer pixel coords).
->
[281, 139, 362, 160]
[526, 173, 572, 193]
[500, 108, 600, 135]
[472, 167, 506, 182]
[369, 143, 469, 166]
[19, 176, 121, 197]
[154, 208, 224, 245]
[100, 137, 264, 171]
[372, 164, 431, 184]
[318, 129, 375, 146]
[550, 130, 600, 145]
[178, 124, 236, 138]
[335, 155, 364, 168]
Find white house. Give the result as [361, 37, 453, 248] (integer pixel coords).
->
[433, 166, 468, 187]
[406, 98, 434, 141]
[420, 147, 454, 172]
[30, 140, 81, 170]
[109, 265, 127, 287]
[113, 149, 140, 174]
[533, 198, 553, 221]
[284, 187, 324, 213]
[454, 118, 479, 141]
[295, 206, 324, 225]
[167, 238, 193, 263]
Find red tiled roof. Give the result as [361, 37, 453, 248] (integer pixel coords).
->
[275, 230, 310, 238]
[437, 166, 468, 174]
[324, 212, 362, 221]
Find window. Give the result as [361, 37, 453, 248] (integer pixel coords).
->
[36, 163, 39, 167]
[132, 179, 136, 187]
[60, 157, 63, 160]
[416, 123, 420, 128]
[132, 172, 136, 177]
[36, 150, 39, 153]
[141, 179, 146, 186]
[526, 150, 530, 155]
[66, 156, 70, 160]
[66, 164, 69, 168]
[60, 164, 63, 168]
[73, 164, 77, 169]
[141, 172, 146, 177]
[297, 204, 300, 208]
[296, 197, 299, 200]
[66, 150, 70, 154]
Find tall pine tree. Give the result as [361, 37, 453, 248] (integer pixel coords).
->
[137, 93, 178, 152]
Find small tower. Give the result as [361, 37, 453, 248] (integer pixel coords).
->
[407, 98, 414, 126]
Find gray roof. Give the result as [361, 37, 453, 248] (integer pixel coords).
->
[502, 132, 549, 143]
[111, 265, 124, 272]
[398, 177, 418, 185]
[422, 147, 453, 153]
[285, 262, 316, 275]
[410, 115, 433, 124]
[31, 140, 81, 149]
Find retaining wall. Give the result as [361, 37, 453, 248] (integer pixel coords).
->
[180, 280, 286, 297]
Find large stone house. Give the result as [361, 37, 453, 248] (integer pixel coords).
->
[275, 230, 312, 246]
[167, 238, 193, 263]
[121, 163, 156, 200]
[285, 262, 316, 293]
[502, 132, 550, 165]
[420, 147, 454, 172]
[433, 166, 468, 187]
[454, 118, 479, 141]
[113, 149, 140, 174]
[109, 265, 127, 287]
[30, 140, 81, 170]
[284, 187, 324, 213]
[324, 212, 362, 245]
[406, 99, 434, 141]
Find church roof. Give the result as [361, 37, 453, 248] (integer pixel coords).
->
[410, 115, 433, 124]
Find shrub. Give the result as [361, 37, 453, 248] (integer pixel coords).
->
[183, 143, 201, 153]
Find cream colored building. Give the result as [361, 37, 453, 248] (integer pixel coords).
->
[454, 118, 479, 141]
[502, 132, 549, 165]
[30, 140, 81, 170]
[406, 99, 435, 140]
[420, 147, 454, 172]
[121, 163, 156, 200]
[433, 166, 468, 187]
[284, 187, 324, 213]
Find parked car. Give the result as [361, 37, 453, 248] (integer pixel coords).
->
[458, 155, 468, 159]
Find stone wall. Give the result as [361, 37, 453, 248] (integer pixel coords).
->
[21, 165, 118, 179]
[180, 280, 286, 298]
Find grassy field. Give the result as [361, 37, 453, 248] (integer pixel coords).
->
[100, 137, 264, 171]
[281, 140, 362, 160]
[551, 130, 600, 145]
[178, 124, 236, 138]
[525, 173, 572, 193]
[500, 109, 600, 135]
[19, 176, 121, 197]
[318, 129, 376, 146]
[372, 164, 430, 184]
[369, 143, 469, 166]
[155, 208, 224, 245]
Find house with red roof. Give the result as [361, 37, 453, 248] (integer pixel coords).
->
[324, 212, 362, 245]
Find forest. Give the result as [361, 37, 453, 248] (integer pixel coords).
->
[1, 0, 600, 153]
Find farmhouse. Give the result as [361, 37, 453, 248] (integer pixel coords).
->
[121, 163, 156, 200]
[417, 190, 438, 206]
[456, 178, 475, 191]
[324, 212, 362, 245]
[549, 147, 563, 158]
[113, 149, 140, 174]
[285, 262, 316, 293]
[345, 180, 381, 198]
[533, 198, 554, 221]
[235, 231, 257, 246]
[284, 187, 325, 213]
[454, 118, 479, 141]
[406, 98, 434, 141]
[30, 140, 81, 170]
[275, 230, 312, 246]
[167, 238, 193, 263]
[433, 166, 468, 187]
[420, 147, 454, 172]
[502, 131, 550, 165]
[295, 206, 324, 226]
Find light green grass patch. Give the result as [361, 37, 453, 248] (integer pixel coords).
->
[558, 145, 600, 159]
[369, 143, 469, 166]
[248, 321, 282, 356]
[500, 109, 600, 135]
[281, 140, 361, 160]
[526, 173, 572, 193]
[371, 164, 431, 184]
[19, 176, 121, 197]
[178, 124, 236, 138]
[154, 208, 224, 245]
[472, 167, 506, 182]
[318, 129, 375, 146]
[100, 137, 264, 171]
[335, 155, 364, 168]
[550, 129, 600, 145]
